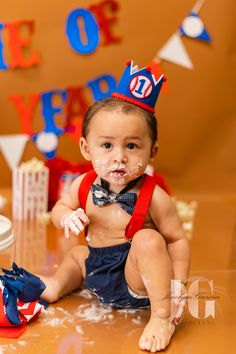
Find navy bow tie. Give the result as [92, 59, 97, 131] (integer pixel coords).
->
[91, 177, 141, 215]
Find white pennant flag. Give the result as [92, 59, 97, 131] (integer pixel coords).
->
[157, 33, 194, 69]
[0, 134, 29, 170]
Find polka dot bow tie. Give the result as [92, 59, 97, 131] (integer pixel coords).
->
[91, 177, 141, 215]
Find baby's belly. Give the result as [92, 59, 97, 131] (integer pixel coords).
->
[86, 224, 127, 247]
[85, 203, 157, 247]
[85, 221, 157, 248]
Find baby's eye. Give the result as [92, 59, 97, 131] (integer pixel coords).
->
[102, 142, 112, 149]
[127, 143, 137, 150]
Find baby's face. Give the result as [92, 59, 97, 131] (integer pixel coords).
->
[80, 109, 157, 186]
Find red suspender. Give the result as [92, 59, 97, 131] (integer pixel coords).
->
[125, 174, 156, 239]
[78, 169, 97, 211]
[78, 170, 156, 240]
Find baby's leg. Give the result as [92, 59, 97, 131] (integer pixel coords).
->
[41, 245, 89, 303]
[124, 229, 175, 352]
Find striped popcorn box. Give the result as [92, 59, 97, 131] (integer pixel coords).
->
[12, 159, 49, 221]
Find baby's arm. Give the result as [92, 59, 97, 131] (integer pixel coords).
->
[51, 173, 89, 239]
[149, 186, 191, 284]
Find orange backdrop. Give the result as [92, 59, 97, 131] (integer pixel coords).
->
[0, 0, 235, 193]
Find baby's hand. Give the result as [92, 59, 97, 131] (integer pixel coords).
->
[60, 208, 90, 239]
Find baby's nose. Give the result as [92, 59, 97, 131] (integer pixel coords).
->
[114, 156, 127, 164]
[113, 149, 127, 163]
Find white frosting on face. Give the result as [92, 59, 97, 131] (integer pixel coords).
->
[93, 159, 144, 186]
[85, 108, 155, 189]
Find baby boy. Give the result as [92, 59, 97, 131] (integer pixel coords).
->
[41, 61, 190, 352]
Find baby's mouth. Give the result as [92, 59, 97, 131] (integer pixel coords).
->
[110, 169, 127, 177]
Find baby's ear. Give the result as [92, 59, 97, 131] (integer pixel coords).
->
[79, 137, 91, 161]
[150, 143, 158, 161]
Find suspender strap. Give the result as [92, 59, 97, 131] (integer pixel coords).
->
[125, 174, 156, 240]
[78, 170, 156, 240]
[78, 169, 97, 211]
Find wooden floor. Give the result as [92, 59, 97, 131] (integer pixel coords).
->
[0, 189, 236, 354]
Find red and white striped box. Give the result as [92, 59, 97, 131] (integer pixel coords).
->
[12, 159, 49, 221]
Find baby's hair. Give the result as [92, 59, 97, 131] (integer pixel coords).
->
[82, 97, 158, 146]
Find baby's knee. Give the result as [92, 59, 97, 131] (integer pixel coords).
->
[132, 229, 166, 253]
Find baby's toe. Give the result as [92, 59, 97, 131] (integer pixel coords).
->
[139, 335, 148, 350]
[160, 337, 166, 351]
[150, 336, 158, 352]
[155, 337, 163, 352]
[160, 330, 172, 350]
[145, 336, 153, 351]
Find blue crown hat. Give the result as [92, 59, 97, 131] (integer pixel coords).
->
[112, 60, 166, 113]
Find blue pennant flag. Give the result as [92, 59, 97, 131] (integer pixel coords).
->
[179, 12, 211, 42]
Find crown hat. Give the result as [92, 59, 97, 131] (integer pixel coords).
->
[112, 60, 166, 113]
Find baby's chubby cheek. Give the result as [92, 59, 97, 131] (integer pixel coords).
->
[93, 159, 111, 178]
[126, 161, 144, 177]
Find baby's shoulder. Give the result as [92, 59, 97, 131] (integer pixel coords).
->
[55, 172, 89, 210]
[70, 172, 89, 195]
[149, 184, 175, 211]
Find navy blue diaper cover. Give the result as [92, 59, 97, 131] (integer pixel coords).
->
[85, 242, 150, 309]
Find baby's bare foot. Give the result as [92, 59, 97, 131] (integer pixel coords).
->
[40, 276, 62, 303]
[139, 316, 175, 352]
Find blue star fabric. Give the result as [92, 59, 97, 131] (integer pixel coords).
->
[0, 263, 47, 325]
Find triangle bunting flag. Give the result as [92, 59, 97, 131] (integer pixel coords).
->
[157, 33, 194, 70]
[0, 134, 29, 170]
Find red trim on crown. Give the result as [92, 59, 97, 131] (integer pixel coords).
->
[111, 92, 155, 113]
